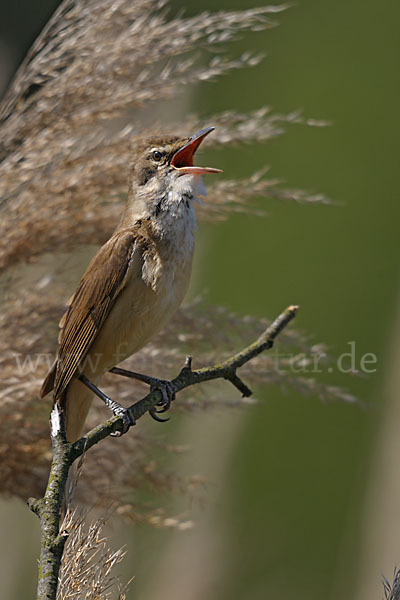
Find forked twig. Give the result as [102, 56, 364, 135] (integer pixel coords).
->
[28, 304, 298, 600]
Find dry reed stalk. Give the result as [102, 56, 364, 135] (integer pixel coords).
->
[57, 509, 132, 599]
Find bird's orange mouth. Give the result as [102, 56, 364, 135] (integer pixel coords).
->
[171, 127, 222, 175]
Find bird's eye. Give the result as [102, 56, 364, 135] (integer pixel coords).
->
[152, 150, 162, 161]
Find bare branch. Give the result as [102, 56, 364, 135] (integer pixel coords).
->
[72, 304, 298, 455]
[29, 304, 297, 599]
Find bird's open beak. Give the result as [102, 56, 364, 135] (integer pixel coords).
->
[171, 126, 222, 175]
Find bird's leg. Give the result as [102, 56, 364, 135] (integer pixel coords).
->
[110, 367, 176, 422]
[78, 374, 135, 435]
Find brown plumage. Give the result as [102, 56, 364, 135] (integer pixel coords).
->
[43, 228, 141, 400]
[40, 127, 221, 441]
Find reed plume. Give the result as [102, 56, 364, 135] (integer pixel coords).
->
[0, 0, 351, 523]
[57, 509, 132, 600]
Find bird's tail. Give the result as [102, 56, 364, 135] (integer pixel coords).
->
[41, 363, 94, 443]
[61, 379, 94, 516]
[63, 377, 94, 443]
[40, 369, 94, 518]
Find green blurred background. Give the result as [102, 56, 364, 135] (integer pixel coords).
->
[1, 0, 399, 598]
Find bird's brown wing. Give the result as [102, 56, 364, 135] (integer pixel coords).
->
[46, 229, 142, 401]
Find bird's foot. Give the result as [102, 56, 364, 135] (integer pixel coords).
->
[148, 379, 176, 422]
[108, 402, 136, 437]
[109, 368, 175, 423]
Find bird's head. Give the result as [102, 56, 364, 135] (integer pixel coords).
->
[129, 127, 221, 215]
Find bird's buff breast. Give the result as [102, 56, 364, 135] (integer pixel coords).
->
[85, 243, 193, 375]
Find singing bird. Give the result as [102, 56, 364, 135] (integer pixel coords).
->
[40, 127, 221, 442]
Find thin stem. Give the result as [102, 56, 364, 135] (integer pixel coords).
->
[29, 404, 72, 600]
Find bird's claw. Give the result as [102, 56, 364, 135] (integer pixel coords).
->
[149, 379, 176, 422]
[110, 406, 136, 437]
[149, 407, 170, 422]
